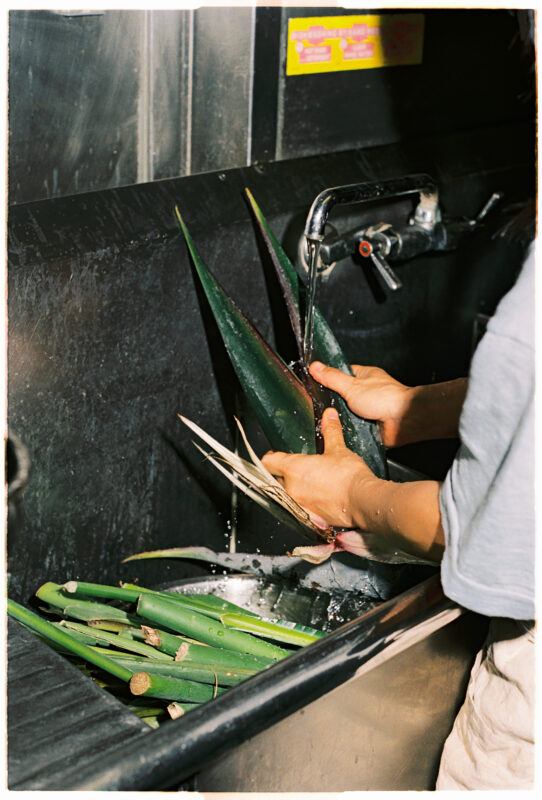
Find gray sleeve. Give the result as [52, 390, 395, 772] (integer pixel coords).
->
[439, 251, 535, 620]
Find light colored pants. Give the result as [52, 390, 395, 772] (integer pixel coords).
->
[436, 618, 535, 790]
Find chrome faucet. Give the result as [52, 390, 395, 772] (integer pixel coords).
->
[303, 174, 502, 292]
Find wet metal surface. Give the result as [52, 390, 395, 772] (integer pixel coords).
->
[9, 10, 533, 203]
[18, 574, 485, 790]
[7, 130, 533, 601]
[195, 612, 485, 791]
[7, 618, 149, 790]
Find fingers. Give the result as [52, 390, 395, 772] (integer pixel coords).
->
[309, 361, 355, 397]
[261, 450, 290, 477]
[321, 407, 346, 453]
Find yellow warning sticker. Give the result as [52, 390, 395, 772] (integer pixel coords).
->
[286, 14, 424, 76]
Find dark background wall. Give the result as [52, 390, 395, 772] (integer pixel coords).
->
[7, 9, 535, 600]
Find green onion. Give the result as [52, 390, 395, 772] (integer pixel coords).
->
[129, 671, 226, 703]
[137, 594, 288, 661]
[7, 599, 133, 683]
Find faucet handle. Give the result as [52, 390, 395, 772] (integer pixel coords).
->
[474, 191, 504, 224]
[358, 232, 402, 292]
[369, 251, 403, 292]
[358, 236, 403, 292]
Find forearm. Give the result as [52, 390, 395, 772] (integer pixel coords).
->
[393, 378, 468, 447]
[349, 475, 445, 562]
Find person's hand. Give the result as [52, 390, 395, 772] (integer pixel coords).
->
[262, 407, 379, 529]
[309, 361, 412, 447]
[309, 361, 468, 447]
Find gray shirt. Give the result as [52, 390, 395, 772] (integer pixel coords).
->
[440, 247, 535, 620]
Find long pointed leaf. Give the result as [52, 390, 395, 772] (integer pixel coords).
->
[244, 189, 387, 477]
[245, 188, 303, 355]
[176, 206, 316, 454]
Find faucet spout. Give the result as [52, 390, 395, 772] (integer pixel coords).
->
[304, 173, 439, 242]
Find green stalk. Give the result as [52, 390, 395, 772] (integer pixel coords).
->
[122, 583, 259, 619]
[181, 593, 259, 618]
[64, 581, 141, 603]
[124, 584, 322, 646]
[220, 612, 325, 647]
[90, 646, 143, 659]
[111, 656, 256, 686]
[7, 599, 133, 683]
[36, 582, 132, 623]
[53, 622, 104, 646]
[66, 580, 258, 623]
[88, 621, 145, 638]
[130, 671, 226, 703]
[139, 626, 191, 657]
[129, 705, 166, 719]
[168, 702, 201, 719]
[142, 716, 161, 729]
[176, 206, 316, 454]
[139, 625, 270, 669]
[137, 594, 288, 661]
[59, 620, 173, 660]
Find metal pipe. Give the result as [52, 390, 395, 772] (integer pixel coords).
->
[304, 173, 439, 242]
[55, 574, 461, 790]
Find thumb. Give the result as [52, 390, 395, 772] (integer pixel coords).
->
[309, 361, 354, 399]
[321, 407, 346, 453]
[261, 450, 290, 477]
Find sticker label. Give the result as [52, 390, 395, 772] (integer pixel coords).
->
[286, 14, 424, 76]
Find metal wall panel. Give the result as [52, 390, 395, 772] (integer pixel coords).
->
[8, 9, 533, 204]
[147, 11, 192, 183]
[8, 8, 256, 204]
[189, 7, 254, 174]
[9, 10, 142, 204]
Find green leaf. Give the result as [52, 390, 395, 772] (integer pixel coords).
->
[123, 546, 215, 563]
[244, 189, 387, 477]
[176, 206, 316, 454]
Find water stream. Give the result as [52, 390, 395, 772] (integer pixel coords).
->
[302, 239, 321, 366]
